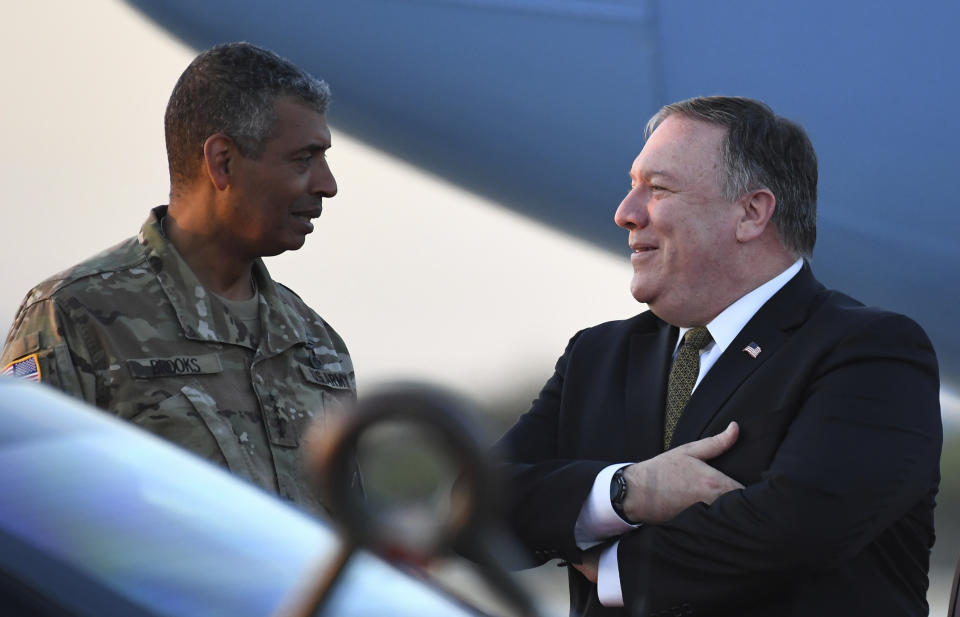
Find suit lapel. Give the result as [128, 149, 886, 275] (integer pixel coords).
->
[624, 316, 677, 457]
[670, 263, 824, 445]
[671, 322, 786, 444]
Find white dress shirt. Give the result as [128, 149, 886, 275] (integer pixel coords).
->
[574, 258, 803, 606]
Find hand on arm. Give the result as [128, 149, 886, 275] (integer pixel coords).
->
[621, 421, 743, 524]
[571, 423, 744, 606]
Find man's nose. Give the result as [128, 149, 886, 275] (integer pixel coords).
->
[614, 189, 648, 230]
[311, 161, 338, 199]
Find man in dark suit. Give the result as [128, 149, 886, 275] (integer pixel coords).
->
[495, 96, 942, 616]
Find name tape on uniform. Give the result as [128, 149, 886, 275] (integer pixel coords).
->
[127, 354, 224, 379]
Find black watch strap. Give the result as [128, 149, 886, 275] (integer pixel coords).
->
[610, 466, 628, 520]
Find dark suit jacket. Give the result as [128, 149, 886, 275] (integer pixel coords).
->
[495, 264, 942, 617]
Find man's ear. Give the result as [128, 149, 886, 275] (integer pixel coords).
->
[202, 134, 234, 191]
[736, 188, 776, 243]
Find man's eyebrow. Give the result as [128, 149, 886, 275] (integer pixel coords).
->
[646, 169, 677, 182]
[630, 169, 678, 183]
[295, 143, 331, 155]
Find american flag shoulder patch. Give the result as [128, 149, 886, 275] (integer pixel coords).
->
[2, 353, 42, 382]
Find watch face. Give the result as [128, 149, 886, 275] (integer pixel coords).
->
[611, 469, 626, 504]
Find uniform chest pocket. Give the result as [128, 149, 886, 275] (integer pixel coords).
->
[257, 364, 355, 449]
[131, 382, 249, 477]
[297, 363, 356, 415]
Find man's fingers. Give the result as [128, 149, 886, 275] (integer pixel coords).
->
[701, 468, 746, 497]
[623, 423, 743, 522]
[673, 421, 739, 460]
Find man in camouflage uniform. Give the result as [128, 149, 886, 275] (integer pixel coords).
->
[1, 42, 355, 513]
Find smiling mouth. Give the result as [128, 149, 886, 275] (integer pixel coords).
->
[292, 209, 322, 221]
[630, 245, 657, 265]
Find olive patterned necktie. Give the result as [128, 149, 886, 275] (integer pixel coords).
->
[663, 326, 713, 449]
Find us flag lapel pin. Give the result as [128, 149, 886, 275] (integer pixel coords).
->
[742, 342, 762, 359]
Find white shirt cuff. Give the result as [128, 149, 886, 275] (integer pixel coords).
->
[597, 540, 624, 606]
[574, 463, 636, 549]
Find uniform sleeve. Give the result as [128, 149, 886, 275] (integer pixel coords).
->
[617, 313, 942, 613]
[1, 293, 97, 404]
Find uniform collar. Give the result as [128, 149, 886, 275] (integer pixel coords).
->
[139, 206, 309, 354]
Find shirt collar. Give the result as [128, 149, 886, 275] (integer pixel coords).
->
[677, 258, 803, 354]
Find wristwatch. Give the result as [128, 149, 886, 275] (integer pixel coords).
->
[610, 466, 629, 520]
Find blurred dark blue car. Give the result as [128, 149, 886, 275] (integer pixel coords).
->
[0, 378, 489, 617]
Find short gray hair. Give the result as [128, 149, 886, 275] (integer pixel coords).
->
[164, 42, 331, 190]
[646, 96, 818, 258]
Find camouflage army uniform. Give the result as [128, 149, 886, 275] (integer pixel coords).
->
[1, 206, 356, 512]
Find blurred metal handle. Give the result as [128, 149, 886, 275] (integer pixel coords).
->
[283, 383, 544, 617]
